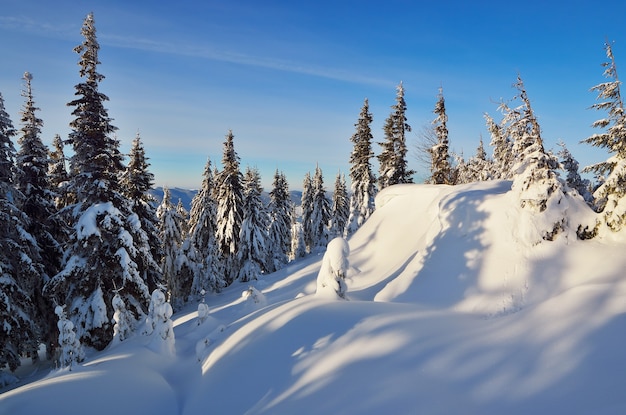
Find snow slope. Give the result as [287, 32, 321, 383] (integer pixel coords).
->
[2, 181, 626, 414]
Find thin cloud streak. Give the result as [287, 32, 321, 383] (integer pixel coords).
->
[101, 33, 394, 88]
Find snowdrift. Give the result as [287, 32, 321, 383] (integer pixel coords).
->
[2, 181, 626, 415]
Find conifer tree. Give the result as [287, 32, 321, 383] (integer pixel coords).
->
[215, 130, 244, 284]
[237, 167, 269, 282]
[310, 165, 332, 251]
[557, 141, 592, 203]
[507, 76, 568, 240]
[378, 82, 414, 189]
[330, 171, 349, 238]
[0, 93, 40, 371]
[460, 137, 492, 183]
[484, 112, 514, 179]
[346, 98, 377, 237]
[48, 134, 71, 209]
[289, 212, 306, 260]
[188, 158, 223, 294]
[157, 187, 188, 309]
[15, 72, 64, 356]
[582, 41, 626, 231]
[119, 133, 163, 294]
[300, 171, 314, 253]
[266, 170, 293, 273]
[429, 88, 452, 184]
[45, 13, 150, 350]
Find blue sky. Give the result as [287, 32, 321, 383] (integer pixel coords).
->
[1, 0, 625, 190]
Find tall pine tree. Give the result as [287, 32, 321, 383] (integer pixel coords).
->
[0, 92, 40, 371]
[45, 13, 150, 350]
[188, 158, 223, 295]
[346, 98, 377, 237]
[329, 171, 349, 238]
[15, 72, 63, 356]
[378, 82, 413, 189]
[309, 165, 331, 252]
[237, 167, 269, 282]
[119, 132, 163, 294]
[215, 130, 244, 284]
[300, 171, 314, 254]
[266, 170, 293, 273]
[429, 88, 452, 185]
[582, 41, 626, 231]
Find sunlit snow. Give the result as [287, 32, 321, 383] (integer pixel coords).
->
[1, 181, 626, 415]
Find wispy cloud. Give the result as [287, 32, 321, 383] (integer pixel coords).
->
[101, 33, 393, 88]
[0, 15, 76, 38]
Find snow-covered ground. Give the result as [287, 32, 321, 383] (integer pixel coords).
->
[2, 181, 625, 415]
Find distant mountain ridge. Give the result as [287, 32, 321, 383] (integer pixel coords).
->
[151, 187, 302, 211]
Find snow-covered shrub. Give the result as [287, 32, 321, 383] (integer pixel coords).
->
[55, 305, 84, 370]
[143, 289, 175, 355]
[111, 293, 134, 343]
[316, 237, 350, 299]
[197, 290, 210, 326]
[241, 286, 267, 308]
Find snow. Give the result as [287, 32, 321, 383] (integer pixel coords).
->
[2, 181, 626, 414]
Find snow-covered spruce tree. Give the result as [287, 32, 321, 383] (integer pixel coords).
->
[289, 212, 306, 260]
[188, 158, 224, 295]
[156, 187, 188, 310]
[44, 13, 150, 350]
[119, 132, 163, 294]
[582, 41, 626, 232]
[266, 169, 293, 273]
[557, 141, 592, 203]
[55, 305, 84, 369]
[507, 76, 570, 240]
[15, 72, 64, 357]
[484, 112, 514, 180]
[237, 167, 269, 282]
[300, 171, 314, 253]
[378, 81, 414, 189]
[310, 165, 332, 252]
[346, 98, 377, 237]
[0, 92, 42, 371]
[428, 87, 452, 185]
[215, 130, 244, 285]
[329, 171, 349, 238]
[48, 134, 72, 209]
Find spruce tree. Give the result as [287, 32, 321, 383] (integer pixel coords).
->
[484, 112, 514, 180]
[188, 158, 223, 295]
[329, 171, 349, 238]
[378, 82, 414, 189]
[156, 187, 187, 309]
[557, 141, 592, 203]
[237, 167, 269, 282]
[507, 76, 568, 240]
[429, 88, 452, 184]
[44, 13, 150, 350]
[266, 170, 293, 273]
[310, 165, 332, 251]
[346, 98, 377, 237]
[300, 171, 314, 253]
[0, 92, 40, 371]
[582, 41, 626, 231]
[15, 72, 63, 357]
[215, 130, 244, 284]
[48, 134, 71, 209]
[119, 132, 163, 294]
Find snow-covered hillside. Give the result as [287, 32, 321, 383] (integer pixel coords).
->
[2, 181, 625, 415]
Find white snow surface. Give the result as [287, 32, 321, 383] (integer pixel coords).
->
[2, 181, 626, 414]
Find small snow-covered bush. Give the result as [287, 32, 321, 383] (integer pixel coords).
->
[144, 289, 175, 355]
[55, 305, 84, 370]
[316, 237, 350, 299]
